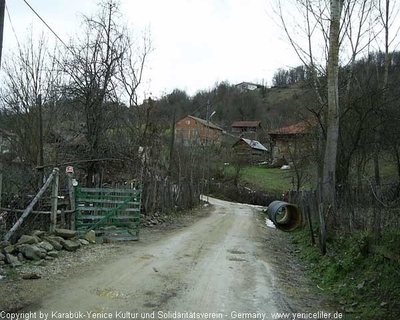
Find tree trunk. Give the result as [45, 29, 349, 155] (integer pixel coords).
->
[374, 0, 391, 240]
[394, 146, 400, 180]
[321, 0, 343, 255]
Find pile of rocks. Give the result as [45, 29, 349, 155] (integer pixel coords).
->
[0, 229, 96, 268]
[140, 212, 170, 227]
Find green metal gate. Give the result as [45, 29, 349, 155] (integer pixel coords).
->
[75, 186, 141, 241]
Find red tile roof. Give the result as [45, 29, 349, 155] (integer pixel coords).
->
[268, 120, 313, 135]
[231, 121, 261, 128]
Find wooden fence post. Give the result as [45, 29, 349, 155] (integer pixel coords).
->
[67, 171, 76, 230]
[0, 163, 2, 209]
[305, 191, 316, 245]
[50, 168, 59, 232]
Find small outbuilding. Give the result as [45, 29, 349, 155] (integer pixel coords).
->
[268, 120, 314, 161]
[232, 138, 268, 163]
[231, 120, 263, 141]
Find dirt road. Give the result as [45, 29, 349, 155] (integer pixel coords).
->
[31, 197, 296, 319]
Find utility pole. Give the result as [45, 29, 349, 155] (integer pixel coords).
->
[206, 100, 210, 203]
[38, 94, 44, 187]
[0, 0, 5, 68]
[0, 0, 5, 208]
[168, 97, 175, 177]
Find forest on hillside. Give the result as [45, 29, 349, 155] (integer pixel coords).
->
[0, 0, 314, 216]
[1, 1, 399, 316]
[0, 0, 399, 238]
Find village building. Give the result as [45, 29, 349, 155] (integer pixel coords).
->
[174, 115, 224, 146]
[232, 138, 268, 163]
[268, 120, 314, 162]
[231, 120, 263, 141]
[235, 82, 264, 92]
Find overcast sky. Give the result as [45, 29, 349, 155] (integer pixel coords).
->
[3, 0, 302, 99]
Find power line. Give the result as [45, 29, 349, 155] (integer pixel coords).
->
[22, 0, 69, 50]
[5, 3, 21, 50]
[0, 0, 4, 67]
[20, 0, 88, 91]
[19, 0, 121, 97]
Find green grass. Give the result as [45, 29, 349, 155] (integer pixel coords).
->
[291, 228, 400, 319]
[223, 165, 306, 193]
[350, 154, 399, 184]
[240, 166, 294, 193]
[223, 158, 399, 195]
[5, 268, 19, 280]
[379, 162, 398, 179]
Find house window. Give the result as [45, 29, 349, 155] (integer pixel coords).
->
[185, 120, 191, 125]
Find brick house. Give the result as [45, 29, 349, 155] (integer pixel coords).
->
[174, 115, 224, 146]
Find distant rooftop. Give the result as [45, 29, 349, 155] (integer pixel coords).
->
[235, 81, 263, 88]
[268, 120, 314, 135]
[241, 138, 268, 152]
[231, 121, 261, 128]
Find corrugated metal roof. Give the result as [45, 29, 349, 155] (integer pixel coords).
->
[242, 138, 268, 152]
[188, 115, 223, 131]
[268, 120, 313, 135]
[231, 121, 261, 128]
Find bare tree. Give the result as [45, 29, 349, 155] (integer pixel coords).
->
[116, 28, 152, 151]
[62, 0, 133, 186]
[315, 0, 343, 254]
[371, 0, 400, 238]
[287, 131, 315, 191]
[274, 0, 382, 253]
[0, 32, 63, 188]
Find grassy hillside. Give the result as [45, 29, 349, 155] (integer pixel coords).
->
[240, 167, 294, 193]
[223, 165, 302, 193]
[290, 229, 400, 319]
[262, 82, 315, 129]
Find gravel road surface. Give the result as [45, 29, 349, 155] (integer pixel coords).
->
[4, 197, 330, 319]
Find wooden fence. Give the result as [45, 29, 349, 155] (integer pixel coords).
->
[286, 182, 400, 233]
[2, 168, 63, 242]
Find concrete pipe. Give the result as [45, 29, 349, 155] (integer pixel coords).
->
[266, 200, 302, 231]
